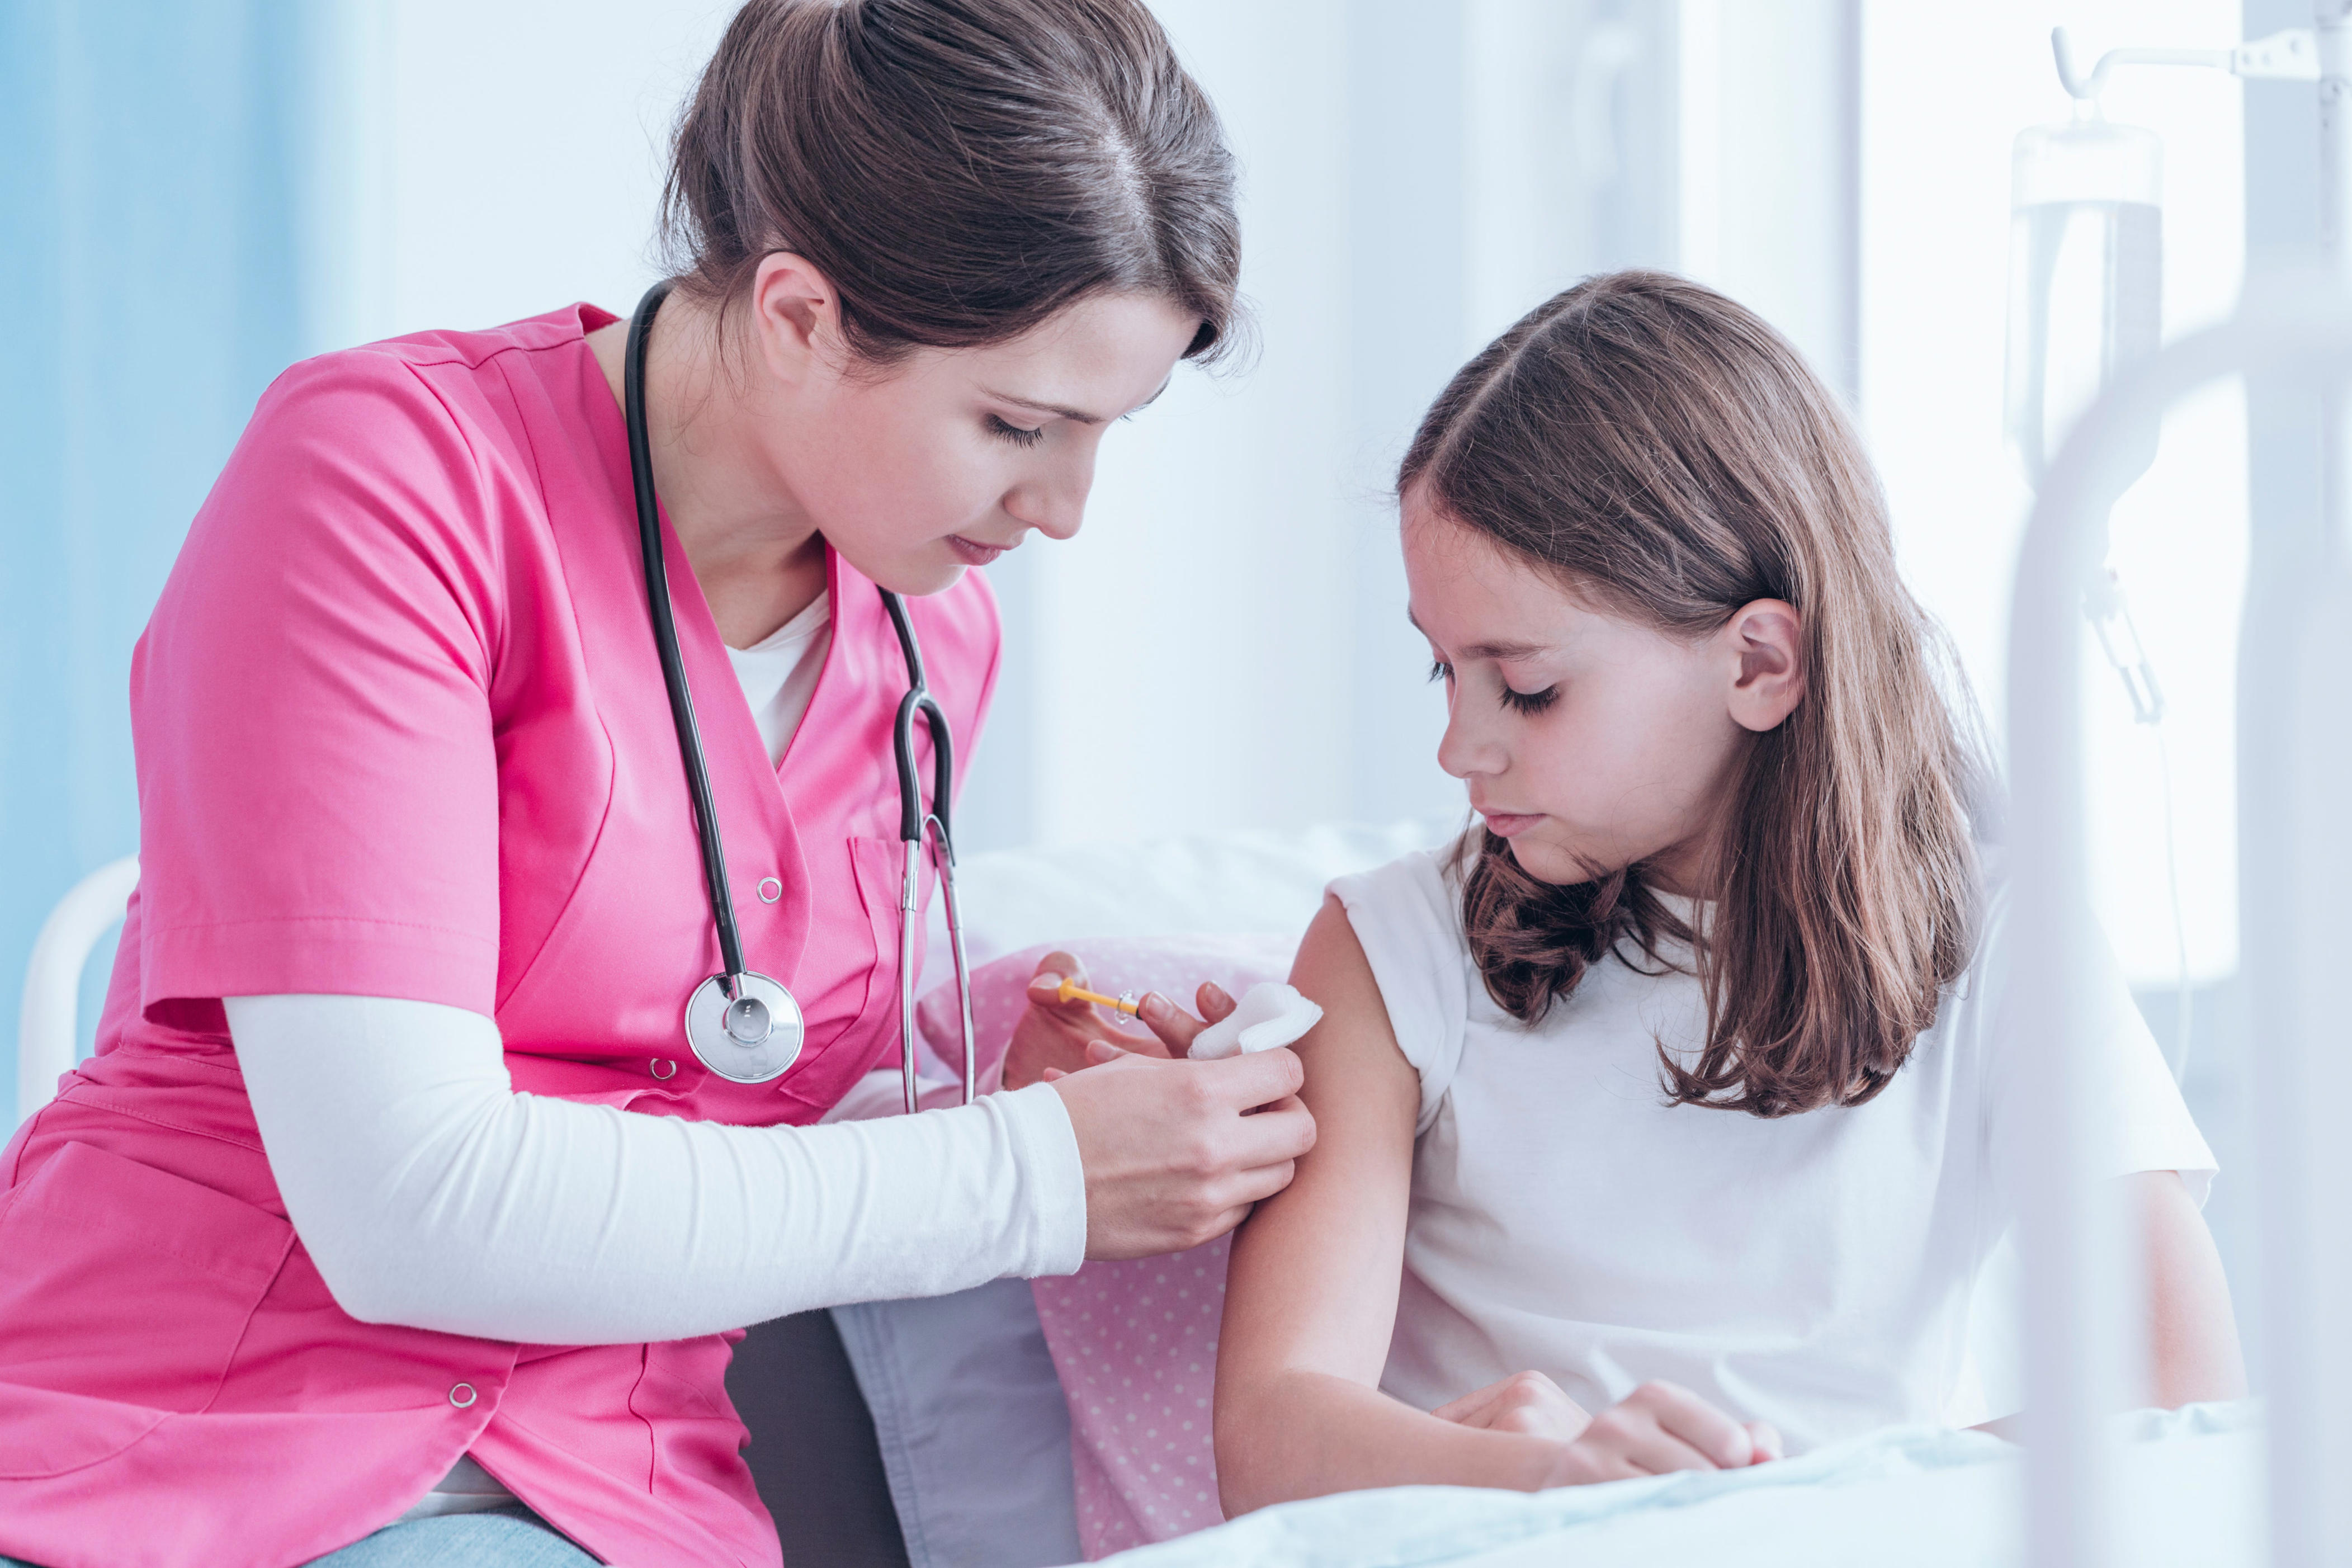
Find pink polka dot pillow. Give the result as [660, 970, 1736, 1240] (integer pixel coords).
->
[920, 935, 1297, 1558]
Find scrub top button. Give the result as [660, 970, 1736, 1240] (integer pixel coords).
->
[757, 877, 782, 904]
[650, 1058, 677, 1080]
[448, 1382, 478, 1409]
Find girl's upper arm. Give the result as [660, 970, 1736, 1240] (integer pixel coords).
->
[1219, 895, 1423, 1393]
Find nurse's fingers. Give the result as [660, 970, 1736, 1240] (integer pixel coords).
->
[1744, 1421, 1783, 1463]
[1024, 956, 1174, 1058]
[1026, 952, 1097, 1014]
[1221, 1160, 1296, 1208]
[1221, 1094, 1315, 1169]
[1134, 990, 1208, 1056]
[1193, 1044, 1307, 1111]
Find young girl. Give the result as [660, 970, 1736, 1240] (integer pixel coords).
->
[1212, 271, 2245, 1512]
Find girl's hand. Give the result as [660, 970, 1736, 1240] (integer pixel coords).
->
[1433, 1371, 1593, 1442]
[1002, 952, 1239, 1089]
[1534, 1381, 1782, 1486]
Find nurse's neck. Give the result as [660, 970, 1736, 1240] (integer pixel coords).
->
[585, 299, 828, 650]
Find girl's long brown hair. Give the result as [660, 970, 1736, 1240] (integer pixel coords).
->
[1401, 271, 1987, 1117]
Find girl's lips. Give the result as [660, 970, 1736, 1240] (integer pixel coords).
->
[948, 535, 1009, 566]
[1480, 811, 1541, 838]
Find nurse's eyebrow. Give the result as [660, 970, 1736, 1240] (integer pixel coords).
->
[1405, 607, 1552, 662]
[985, 375, 1173, 427]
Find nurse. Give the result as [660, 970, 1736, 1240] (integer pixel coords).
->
[0, 2, 1314, 1565]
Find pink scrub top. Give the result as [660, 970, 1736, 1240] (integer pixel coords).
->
[0, 305, 1000, 1568]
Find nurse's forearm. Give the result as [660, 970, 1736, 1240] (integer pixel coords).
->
[227, 993, 1086, 1343]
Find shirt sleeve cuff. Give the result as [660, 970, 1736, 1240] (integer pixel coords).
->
[999, 1081, 1087, 1277]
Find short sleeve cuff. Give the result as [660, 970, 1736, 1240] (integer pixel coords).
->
[1326, 846, 1472, 1134]
[145, 914, 498, 1021]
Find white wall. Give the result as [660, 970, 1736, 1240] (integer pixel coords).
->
[1678, 0, 1860, 399]
[1021, 0, 1367, 849]
[303, 0, 733, 352]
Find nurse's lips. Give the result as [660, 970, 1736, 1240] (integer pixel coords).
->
[1479, 810, 1541, 838]
[947, 535, 1012, 566]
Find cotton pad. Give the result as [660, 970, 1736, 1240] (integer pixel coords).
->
[1187, 981, 1324, 1060]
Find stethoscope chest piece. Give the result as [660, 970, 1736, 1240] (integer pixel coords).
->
[684, 971, 804, 1083]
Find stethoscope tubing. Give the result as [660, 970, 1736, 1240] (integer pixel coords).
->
[626, 280, 757, 998]
[625, 280, 975, 1109]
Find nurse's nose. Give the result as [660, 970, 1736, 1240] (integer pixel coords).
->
[1005, 455, 1093, 542]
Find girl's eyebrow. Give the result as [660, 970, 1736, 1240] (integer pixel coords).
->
[1405, 608, 1552, 661]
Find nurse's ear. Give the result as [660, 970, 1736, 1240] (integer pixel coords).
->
[747, 252, 851, 388]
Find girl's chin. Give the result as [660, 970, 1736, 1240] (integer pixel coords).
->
[1499, 837, 1581, 885]
[1499, 835, 1628, 890]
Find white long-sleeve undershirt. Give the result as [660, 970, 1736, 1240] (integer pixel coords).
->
[227, 993, 1087, 1346]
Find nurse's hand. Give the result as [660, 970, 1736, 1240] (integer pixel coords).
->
[1003, 952, 1238, 1089]
[1050, 1042, 1316, 1260]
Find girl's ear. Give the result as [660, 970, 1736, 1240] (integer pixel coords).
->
[1723, 599, 1805, 733]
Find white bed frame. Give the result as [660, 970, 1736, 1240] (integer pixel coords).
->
[13, 854, 137, 1127]
[2010, 277, 2352, 1567]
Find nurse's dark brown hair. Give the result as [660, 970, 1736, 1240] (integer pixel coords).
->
[1401, 271, 1987, 1118]
[663, 0, 1244, 365]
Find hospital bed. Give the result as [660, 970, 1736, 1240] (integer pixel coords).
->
[18, 284, 2343, 1562]
[6, 764, 2281, 1568]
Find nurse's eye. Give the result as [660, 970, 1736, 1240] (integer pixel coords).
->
[986, 414, 1046, 448]
[1427, 658, 1453, 686]
[1499, 682, 1559, 716]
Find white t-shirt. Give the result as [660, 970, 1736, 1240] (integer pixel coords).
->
[1326, 840, 2214, 1454]
[725, 592, 833, 766]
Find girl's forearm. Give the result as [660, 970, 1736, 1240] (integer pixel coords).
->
[1215, 1367, 1557, 1517]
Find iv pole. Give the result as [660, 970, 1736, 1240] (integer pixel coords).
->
[2030, 11, 2351, 1568]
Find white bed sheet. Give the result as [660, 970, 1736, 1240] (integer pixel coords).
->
[1095, 1403, 2264, 1568]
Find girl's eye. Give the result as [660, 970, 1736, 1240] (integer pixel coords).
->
[1499, 683, 1560, 716]
[987, 414, 1046, 448]
[1427, 658, 1454, 685]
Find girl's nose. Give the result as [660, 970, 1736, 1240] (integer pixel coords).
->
[1434, 693, 1505, 782]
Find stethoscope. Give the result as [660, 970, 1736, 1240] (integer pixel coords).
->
[625, 280, 977, 1114]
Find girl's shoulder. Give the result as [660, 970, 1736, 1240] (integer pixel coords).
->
[1326, 837, 1474, 955]
[1325, 837, 1479, 1133]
